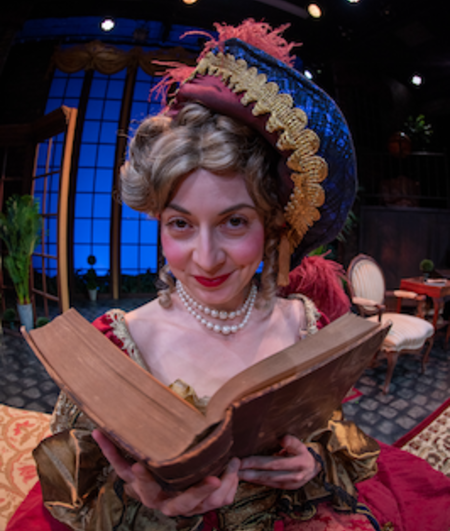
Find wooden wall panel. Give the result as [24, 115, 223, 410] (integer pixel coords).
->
[359, 206, 450, 289]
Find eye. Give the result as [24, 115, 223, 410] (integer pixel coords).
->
[166, 217, 191, 231]
[173, 219, 188, 229]
[224, 215, 248, 230]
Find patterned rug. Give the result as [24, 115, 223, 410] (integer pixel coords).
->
[342, 386, 363, 403]
[394, 396, 450, 478]
[0, 405, 51, 531]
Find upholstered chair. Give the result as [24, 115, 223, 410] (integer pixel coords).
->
[347, 254, 435, 393]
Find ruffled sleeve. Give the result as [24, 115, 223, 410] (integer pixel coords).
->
[293, 409, 379, 513]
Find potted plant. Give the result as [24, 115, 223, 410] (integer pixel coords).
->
[419, 258, 434, 280]
[2, 307, 18, 331]
[85, 255, 98, 301]
[403, 114, 433, 152]
[36, 316, 50, 328]
[0, 195, 41, 331]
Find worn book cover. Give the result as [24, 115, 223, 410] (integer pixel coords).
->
[24, 309, 389, 489]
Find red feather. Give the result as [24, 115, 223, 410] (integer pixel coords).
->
[151, 19, 301, 102]
[279, 255, 350, 322]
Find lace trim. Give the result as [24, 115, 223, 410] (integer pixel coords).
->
[194, 51, 328, 251]
[103, 309, 150, 371]
[288, 293, 321, 338]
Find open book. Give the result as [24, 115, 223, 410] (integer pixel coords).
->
[23, 309, 389, 490]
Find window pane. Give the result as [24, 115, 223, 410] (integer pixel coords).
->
[74, 219, 92, 244]
[92, 219, 110, 244]
[97, 145, 115, 167]
[92, 244, 109, 271]
[66, 77, 84, 97]
[79, 144, 98, 166]
[82, 121, 101, 143]
[93, 193, 112, 218]
[85, 99, 103, 119]
[121, 245, 138, 269]
[107, 79, 125, 98]
[77, 168, 95, 192]
[140, 219, 158, 244]
[95, 169, 113, 192]
[121, 203, 139, 219]
[49, 192, 59, 213]
[140, 246, 157, 271]
[100, 122, 117, 144]
[75, 193, 93, 217]
[121, 219, 139, 243]
[48, 78, 67, 98]
[90, 78, 107, 98]
[103, 100, 121, 120]
[73, 244, 91, 270]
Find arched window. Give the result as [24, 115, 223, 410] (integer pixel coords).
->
[43, 38, 198, 299]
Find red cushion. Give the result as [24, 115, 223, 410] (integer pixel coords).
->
[6, 482, 70, 531]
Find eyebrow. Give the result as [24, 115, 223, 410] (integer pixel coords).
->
[166, 203, 257, 216]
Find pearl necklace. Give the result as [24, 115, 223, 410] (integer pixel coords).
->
[176, 281, 257, 335]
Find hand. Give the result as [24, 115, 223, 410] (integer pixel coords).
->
[92, 429, 240, 517]
[238, 435, 321, 490]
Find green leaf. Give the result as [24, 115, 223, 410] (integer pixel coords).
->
[0, 195, 41, 304]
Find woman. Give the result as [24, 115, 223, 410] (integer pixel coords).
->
[7, 20, 450, 531]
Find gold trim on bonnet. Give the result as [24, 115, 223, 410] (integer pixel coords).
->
[194, 51, 328, 250]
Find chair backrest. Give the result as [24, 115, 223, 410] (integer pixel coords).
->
[347, 254, 386, 307]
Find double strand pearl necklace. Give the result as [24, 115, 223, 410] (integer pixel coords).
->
[176, 281, 257, 335]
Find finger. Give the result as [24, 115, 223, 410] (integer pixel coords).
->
[207, 458, 240, 508]
[280, 435, 308, 455]
[159, 476, 221, 517]
[92, 430, 134, 482]
[238, 468, 307, 488]
[127, 462, 169, 506]
[241, 454, 309, 471]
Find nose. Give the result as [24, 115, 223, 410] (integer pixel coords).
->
[192, 227, 226, 273]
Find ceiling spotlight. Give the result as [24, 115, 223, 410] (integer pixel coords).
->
[101, 18, 115, 32]
[183, 0, 199, 4]
[307, 4, 322, 18]
[411, 74, 423, 87]
[304, 70, 313, 80]
[347, 0, 360, 3]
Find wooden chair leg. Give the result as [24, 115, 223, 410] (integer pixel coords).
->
[421, 336, 434, 372]
[383, 351, 399, 394]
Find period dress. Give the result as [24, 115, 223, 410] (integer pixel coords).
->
[6, 302, 450, 531]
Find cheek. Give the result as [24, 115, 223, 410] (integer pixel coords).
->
[161, 233, 187, 269]
[236, 228, 265, 265]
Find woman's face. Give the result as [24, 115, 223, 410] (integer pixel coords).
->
[160, 169, 265, 311]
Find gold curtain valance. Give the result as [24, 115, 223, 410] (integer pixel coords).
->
[51, 40, 196, 76]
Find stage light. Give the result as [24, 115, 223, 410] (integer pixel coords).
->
[411, 74, 423, 87]
[304, 70, 313, 80]
[101, 18, 115, 32]
[307, 4, 322, 18]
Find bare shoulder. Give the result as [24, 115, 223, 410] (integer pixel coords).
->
[273, 296, 305, 317]
[125, 298, 172, 340]
[269, 296, 307, 334]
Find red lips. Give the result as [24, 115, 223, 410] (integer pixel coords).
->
[194, 273, 232, 287]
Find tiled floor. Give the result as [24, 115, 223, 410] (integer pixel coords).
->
[1, 298, 449, 445]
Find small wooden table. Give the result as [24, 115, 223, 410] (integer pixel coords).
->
[398, 277, 450, 329]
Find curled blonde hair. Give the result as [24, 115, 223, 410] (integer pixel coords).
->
[120, 103, 284, 307]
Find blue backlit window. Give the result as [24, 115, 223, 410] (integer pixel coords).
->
[120, 69, 163, 279]
[33, 69, 84, 278]
[73, 69, 126, 277]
